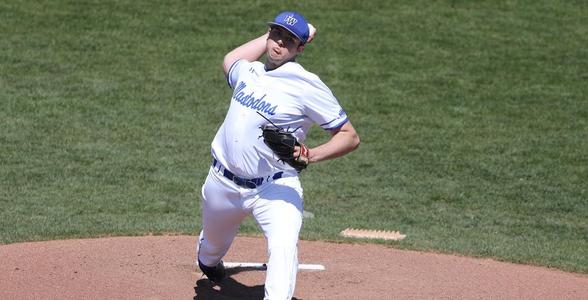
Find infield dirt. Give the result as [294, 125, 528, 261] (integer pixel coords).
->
[1, 235, 587, 299]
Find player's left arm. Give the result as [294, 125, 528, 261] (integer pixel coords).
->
[294, 121, 360, 164]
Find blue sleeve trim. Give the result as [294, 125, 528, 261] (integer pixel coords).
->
[323, 117, 349, 131]
[320, 119, 334, 127]
[226, 60, 241, 88]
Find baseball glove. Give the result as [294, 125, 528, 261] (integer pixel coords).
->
[260, 125, 309, 172]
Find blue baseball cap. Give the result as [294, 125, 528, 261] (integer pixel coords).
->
[268, 11, 310, 44]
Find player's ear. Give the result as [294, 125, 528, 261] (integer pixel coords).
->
[297, 44, 305, 53]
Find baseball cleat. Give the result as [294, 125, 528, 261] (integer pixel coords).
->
[198, 259, 226, 283]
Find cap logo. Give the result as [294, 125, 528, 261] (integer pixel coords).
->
[283, 14, 298, 26]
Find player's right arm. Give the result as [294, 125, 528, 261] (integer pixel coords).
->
[222, 31, 269, 76]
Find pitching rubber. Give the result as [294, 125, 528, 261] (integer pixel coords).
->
[224, 262, 325, 271]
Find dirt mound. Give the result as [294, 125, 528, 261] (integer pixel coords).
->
[1, 235, 586, 299]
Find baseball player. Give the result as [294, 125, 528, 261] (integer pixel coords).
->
[197, 11, 360, 299]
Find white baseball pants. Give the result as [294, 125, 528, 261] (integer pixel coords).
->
[197, 166, 304, 300]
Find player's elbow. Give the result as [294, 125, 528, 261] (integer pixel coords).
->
[349, 132, 360, 151]
[339, 121, 360, 152]
[222, 56, 232, 76]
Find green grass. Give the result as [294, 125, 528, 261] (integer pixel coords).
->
[1, 0, 587, 273]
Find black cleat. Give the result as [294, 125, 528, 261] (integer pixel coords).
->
[198, 259, 226, 283]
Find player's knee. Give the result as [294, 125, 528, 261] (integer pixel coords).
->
[267, 236, 298, 253]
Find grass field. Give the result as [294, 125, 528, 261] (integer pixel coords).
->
[1, 1, 587, 273]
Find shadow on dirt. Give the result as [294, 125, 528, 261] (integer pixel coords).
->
[194, 267, 301, 300]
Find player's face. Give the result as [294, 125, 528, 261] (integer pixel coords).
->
[266, 26, 304, 69]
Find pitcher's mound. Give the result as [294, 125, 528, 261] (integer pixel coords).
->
[1, 235, 587, 299]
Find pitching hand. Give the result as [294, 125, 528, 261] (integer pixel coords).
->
[307, 23, 316, 43]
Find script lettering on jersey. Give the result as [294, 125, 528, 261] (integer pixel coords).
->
[232, 81, 277, 115]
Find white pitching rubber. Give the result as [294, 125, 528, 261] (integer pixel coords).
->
[224, 262, 325, 271]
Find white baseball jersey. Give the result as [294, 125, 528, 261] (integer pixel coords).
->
[210, 59, 348, 178]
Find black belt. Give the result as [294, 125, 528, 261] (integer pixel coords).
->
[212, 158, 283, 189]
